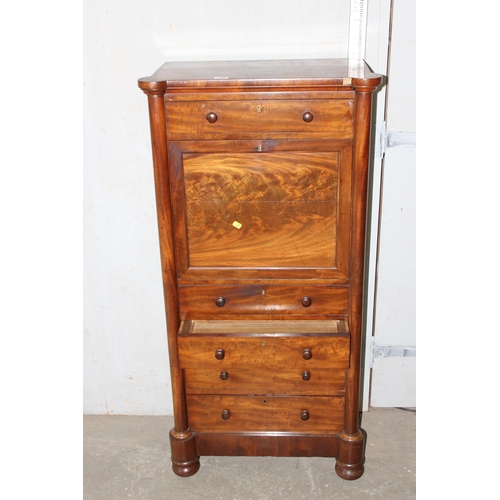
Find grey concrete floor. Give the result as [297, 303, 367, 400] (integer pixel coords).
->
[84, 407, 415, 500]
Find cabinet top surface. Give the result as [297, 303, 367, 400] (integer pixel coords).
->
[138, 58, 382, 92]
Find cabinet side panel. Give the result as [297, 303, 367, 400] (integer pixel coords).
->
[144, 92, 189, 434]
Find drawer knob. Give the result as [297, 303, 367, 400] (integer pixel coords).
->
[221, 409, 231, 420]
[301, 296, 312, 307]
[302, 371, 311, 381]
[215, 348, 225, 360]
[215, 296, 226, 307]
[220, 370, 229, 380]
[302, 349, 312, 360]
[301, 410, 310, 421]
[206, 112, 218, 123]
[303, 111, 314, 123]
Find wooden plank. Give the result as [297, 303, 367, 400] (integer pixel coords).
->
[195, 432, 340, 457]
[166, 100, 353, 140]
[183, 152, 339, 268]
[181, 319, 349, 334]
[168, 139, 352, 282]
[178, 285, 349, 319]
[138, 58, 382, 90]
[186, 395, 345, 434]
[184, 367, 346, 396]
[178, 333, 350, 369]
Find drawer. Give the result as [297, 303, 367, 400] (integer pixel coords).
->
[178, 285, 348, 319]
[166, 100, 354, 140]
[184, 367, 346, 396]
[178, 328, 350, 370]
[186, 395, 345, 434]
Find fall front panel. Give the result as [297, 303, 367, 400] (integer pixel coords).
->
[168, 140, 352, 281]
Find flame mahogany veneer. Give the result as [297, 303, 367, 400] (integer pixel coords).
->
[138, 59, 382, 480]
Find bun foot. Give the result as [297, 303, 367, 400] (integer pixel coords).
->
[335, 430, 366, 480]
[169, 429, 200, 477]
[172, 457, 200, 477]
[335, 459, 364, 480]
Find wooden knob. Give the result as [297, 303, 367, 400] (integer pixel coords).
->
[302, 349, 312, 360]
[301, 410, 310, 421]
[215, 296, 226, 307]
[301, 296, 312, 307]
[221, 409, 231, 420]
[302, 371, 311, 381]
[215, 348, 225, 360]
[303, 111, 313, 123]
[220, 370, 229, 380]
[206, 112, 218, 123]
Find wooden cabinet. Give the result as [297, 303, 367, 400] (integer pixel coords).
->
[138, 59, 382, 480]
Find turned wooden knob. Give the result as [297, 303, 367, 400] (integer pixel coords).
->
[220, 370, 229, 380]
[302, 371, 311, 381]
[303, 111, 313, 123]
[301, 296, 312, 307]
[206, 112, 218, 123]
[215, 296, 226, 307]
[302, 348, 312, 360]
[301, 410, 310, 421]
[215, 348, 225, 360]
[221, 409, 231, 420]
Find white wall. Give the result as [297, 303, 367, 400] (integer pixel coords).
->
[362, 0, 392, 410]
[369, 0, 416, 407]
[83, 0, 352, 415]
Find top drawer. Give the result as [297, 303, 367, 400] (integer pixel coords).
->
[165, 100, 354, 140]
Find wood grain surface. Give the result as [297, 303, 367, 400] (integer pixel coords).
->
[169, 138, 352, 282]
[138, 58, 382, 91]
[166, 100, 353, 140]
[184, 367, 346, 396]
[178, 284, 348, 319]
[183, 152, 338, 268]
[178, 333, 350, 369]
[180, 319, 349, 334]
[186, 395, 345, 433]
[194, 432, 340, 457]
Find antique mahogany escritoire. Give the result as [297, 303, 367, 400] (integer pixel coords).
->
[138, 59, 382, 480]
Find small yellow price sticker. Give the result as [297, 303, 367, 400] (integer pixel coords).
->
[232, 221, 242, 229]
